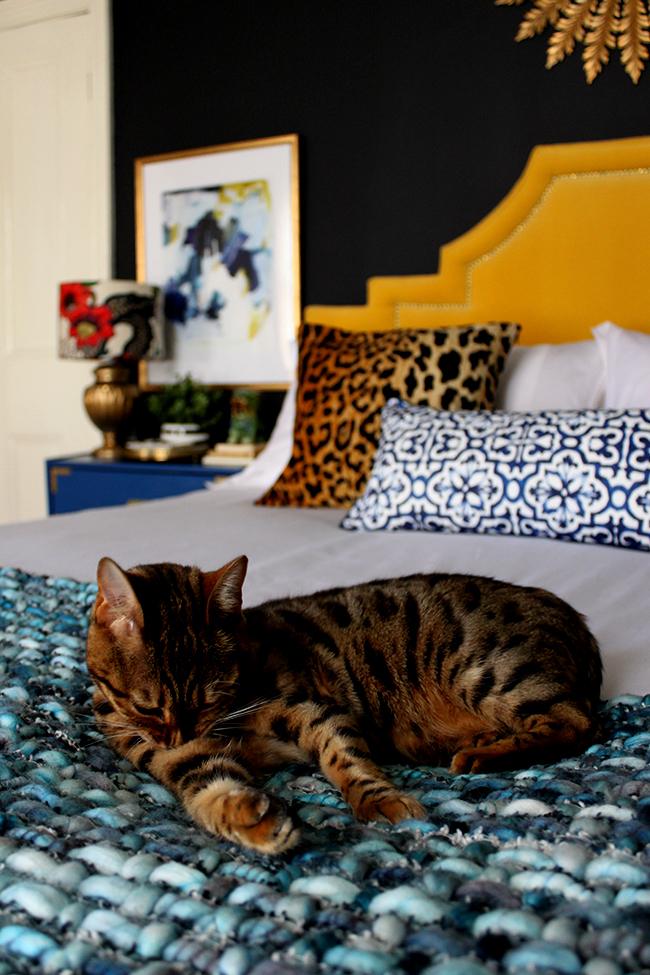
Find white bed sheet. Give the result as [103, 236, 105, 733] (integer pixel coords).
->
[0, 476, 647, 699]
[0, 385, 647, 700]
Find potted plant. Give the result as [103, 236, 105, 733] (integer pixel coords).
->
[146, 374, 227, 444]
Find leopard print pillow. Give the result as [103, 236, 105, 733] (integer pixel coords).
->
[257, 321, 520, 508]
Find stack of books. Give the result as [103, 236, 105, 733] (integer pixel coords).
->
[201, 442, 266, 468]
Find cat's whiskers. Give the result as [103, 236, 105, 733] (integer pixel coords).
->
[62, 703, 95, 718]
[96, 729, 130, 751]
[124, 739, 147, 764]
[99, 724, 137, 744]
[99, 716, 155, 746]
[208, 698, 270, 734]
[226, 698, 269, 720]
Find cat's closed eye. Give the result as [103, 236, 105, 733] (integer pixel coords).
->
[132, 703, 164, 718]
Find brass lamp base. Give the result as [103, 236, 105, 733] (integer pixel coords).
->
[84, 363, 140, 460]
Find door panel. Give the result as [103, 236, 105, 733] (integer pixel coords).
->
[0, 0, 111, 524]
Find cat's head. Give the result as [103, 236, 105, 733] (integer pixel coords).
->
[86, 555, 249, 747]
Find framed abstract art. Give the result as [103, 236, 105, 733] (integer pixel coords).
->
[135, 135, 300, 389]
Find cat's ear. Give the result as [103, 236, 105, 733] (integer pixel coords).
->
[95, 557, 145, 637]
[203, 555, 248, 619]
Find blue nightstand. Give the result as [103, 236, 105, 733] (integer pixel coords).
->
[46, 454, 243, 515]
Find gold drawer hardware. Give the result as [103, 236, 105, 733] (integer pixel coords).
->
[49, 466, 72, 496]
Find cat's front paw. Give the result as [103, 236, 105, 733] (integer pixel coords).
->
[355, 791, 427, 824]
[193, 786, 300, 854]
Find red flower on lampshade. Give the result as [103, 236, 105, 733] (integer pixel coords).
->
[60, 282, 94, 320]
[59, 280, 166, 360]
[67, 304, 115, 348]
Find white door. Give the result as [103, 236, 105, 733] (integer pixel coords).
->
[0, 0, 111, 524]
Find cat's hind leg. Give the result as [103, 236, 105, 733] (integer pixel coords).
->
[449, 702, 600, 775]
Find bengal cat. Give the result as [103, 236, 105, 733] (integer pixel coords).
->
[86, 556, 602, 854]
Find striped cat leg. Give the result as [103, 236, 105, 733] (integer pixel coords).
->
[328, 744, 426, 823]
[256, 701, 427, 825]
[145, 742, 300, 854]
[93, 692, 299, 853]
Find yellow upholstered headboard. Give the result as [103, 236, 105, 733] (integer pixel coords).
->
[304, 135, 650, 345]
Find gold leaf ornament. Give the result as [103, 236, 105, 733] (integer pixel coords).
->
[496, 0, 649, 81]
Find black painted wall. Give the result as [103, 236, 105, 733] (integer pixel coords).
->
[112, 0, 649, 308]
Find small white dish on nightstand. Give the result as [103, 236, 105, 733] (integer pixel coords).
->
[160, 423, 209, 446]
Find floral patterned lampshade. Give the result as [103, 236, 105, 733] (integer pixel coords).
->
[59, 280, 166, 361]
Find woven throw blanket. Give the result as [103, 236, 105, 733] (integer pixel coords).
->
[0, 567, 649, 975]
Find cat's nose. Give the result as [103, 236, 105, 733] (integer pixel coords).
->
[167, 727, 185, 748]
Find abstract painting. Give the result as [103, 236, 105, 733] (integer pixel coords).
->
[135, 136, 299, 387]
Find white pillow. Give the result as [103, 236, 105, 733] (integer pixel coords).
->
[592, 321, 650, 408]
[494, 340, 605, 411]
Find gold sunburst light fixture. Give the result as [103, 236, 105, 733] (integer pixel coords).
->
[496, 0, 649, 82]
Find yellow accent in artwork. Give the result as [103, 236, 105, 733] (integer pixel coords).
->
[303, 135, 650, 345]
[248, 303, 269, 340]
[217, 180, 271, 209]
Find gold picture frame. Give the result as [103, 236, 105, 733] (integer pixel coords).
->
[135, 135, 300, 390]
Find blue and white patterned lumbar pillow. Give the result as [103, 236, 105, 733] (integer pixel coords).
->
[342, 400, 650, 549]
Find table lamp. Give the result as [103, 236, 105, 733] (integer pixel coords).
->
[59, 280, 166, 459]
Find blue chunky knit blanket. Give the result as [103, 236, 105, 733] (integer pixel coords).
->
[0, 565, 649, 975]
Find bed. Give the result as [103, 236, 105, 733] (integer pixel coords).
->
[0, 134, 649, 975]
